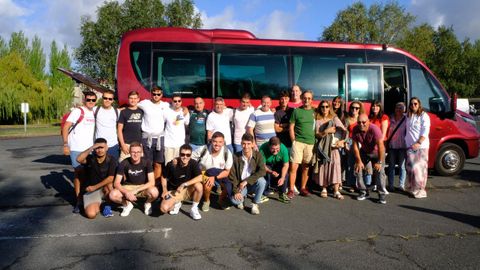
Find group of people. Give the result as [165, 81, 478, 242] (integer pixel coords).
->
[61, 84, 430, 220]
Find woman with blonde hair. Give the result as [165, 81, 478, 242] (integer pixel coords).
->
[312, 100, 347, 199]
[405, 97, 430, 198]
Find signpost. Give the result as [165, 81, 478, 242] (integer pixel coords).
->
[21, 102, 29, 133]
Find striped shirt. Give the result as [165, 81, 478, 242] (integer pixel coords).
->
[247, 109, 276, 146]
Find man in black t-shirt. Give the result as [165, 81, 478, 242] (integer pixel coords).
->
[274, 90, 293, 148]
[160, 144, 203, 220]
[117, 90, 144, 161]
[109, 142, 159, 216]
[76, 138, 117, 219]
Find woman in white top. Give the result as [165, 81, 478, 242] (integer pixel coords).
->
[405, 97, 430, 198]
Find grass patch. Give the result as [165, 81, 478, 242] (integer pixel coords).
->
[0, 123, 60, 138]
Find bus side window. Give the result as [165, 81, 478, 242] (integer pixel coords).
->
[383, 67, 407, 115]
[409, 66, 449, 113]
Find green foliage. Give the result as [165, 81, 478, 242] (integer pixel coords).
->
[321, 1, 414, 44]
[0, 32, 74, 123]
[75, 0, 202, 85]
[397, 23, 436, 63]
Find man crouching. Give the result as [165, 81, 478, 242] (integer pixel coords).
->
[109, 142, 159, 216]
[160, 144, 203, 220]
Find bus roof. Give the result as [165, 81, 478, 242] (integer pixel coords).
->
[121, 27, 433, 73]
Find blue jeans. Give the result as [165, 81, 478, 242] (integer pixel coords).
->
[388, 148, 406, 188]
[69, 151, 82, 169]
[230, 177, 266, 205]
[226, 144, 234, 154]
[108, 144, 119, 160]
[233, 144, 242, 153]
[264, 164, 289, 195]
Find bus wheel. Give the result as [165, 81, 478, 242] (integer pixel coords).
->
[435, 143, 465, 176]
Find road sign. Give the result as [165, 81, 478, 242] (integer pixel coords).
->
[21, 102, 29, 113]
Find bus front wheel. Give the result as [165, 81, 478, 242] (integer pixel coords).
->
[435, 143, 465, 176]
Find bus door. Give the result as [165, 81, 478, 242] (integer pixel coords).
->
[345, 64, 383, 114]
[345, 64, 408, 115]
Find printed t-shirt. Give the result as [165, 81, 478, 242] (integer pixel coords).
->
[164, 107, 190, 148]
[118, 108, 143, 144]
[189, 110, 208, 146]
[164, 159, 201, 190]
[259, 142, 289, 166]
[117, 158, 153, 185]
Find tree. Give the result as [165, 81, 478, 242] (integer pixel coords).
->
[49, 41, 74, 118]
[28, 35, 46, 81]
[397, 23, 435, 64]
[76, 0, 203, 85]
[321, 1, 415, 45]
[0, 36, 7, 58]
[8, 31, 29, 63]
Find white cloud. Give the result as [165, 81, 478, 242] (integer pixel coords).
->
[200, 6, 304, 40]
[0, 0, 29, 17]
[409, 0, 480, 40]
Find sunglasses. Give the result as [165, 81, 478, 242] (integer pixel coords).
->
[180, 153, 191, 157]
[173, 100, 182, 103]
[321, 106, 329, 109]
[411, 102, 419, 105]
[102, 97, 114, 101]
[86, 98, 96, 102]
[358, 121, 368, 124]
[152, 93, 162, 96]
[351, 107, 360, 110]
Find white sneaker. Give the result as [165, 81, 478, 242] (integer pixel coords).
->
[293, 186, 299, 195]
[121, 201, 134, 217]
[169, 202, 182, 215]
[144, 202, 152, 216]
[236, 202, 244, 210]
[251, 203, 260, 215]
[382, 187, 389, 195]
[189, 207, 202, 220]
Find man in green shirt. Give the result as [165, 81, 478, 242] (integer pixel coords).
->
[188, 97, 209, 151]
[259, 136, 290, 203]
[288, 90, 315, 199]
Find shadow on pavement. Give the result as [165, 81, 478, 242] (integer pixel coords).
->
[399, 205, 480, 228]
[40, 169, 76, 206]
[33, 154, 70, 165]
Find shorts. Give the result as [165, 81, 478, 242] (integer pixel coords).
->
[119, 143, 131, 162]
[83, 189, 104, 208]
[123, 185, 149, 197]
[142, 137, 165, 164]
[290, 140, 314, 164]
[69, 151, 82, 169]
[173, 186, 194, 203]
[164, 147, 179, 164]
[107, 144, 120, 160]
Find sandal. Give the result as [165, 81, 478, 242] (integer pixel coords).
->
[320, 189, 328, 198]
[334, 192, 344, 200]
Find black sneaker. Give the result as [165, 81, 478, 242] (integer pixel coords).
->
[357, 192, 368, 201]
[378, 194, 387, 204]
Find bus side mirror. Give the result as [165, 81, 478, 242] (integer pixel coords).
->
[429, 98, 446, 114]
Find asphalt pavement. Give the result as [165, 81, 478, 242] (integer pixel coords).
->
[0, 136, 479, 269]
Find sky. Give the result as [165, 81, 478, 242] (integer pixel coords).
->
[1, 0, 480, 57]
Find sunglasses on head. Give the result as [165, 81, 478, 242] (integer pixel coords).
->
[102, 97, 114, 101]
[86, 98, 96, 102]
[180, 153, 191, 157]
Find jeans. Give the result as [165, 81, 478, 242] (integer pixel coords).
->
[264, 164, 289, 195]
[230, 177, 266, 205]
[355, 151, 386, 195]
[226, 144, 234, 154]
[190, 143, 205, 152]
[233, 144, 242, 153]
[388, 148, 406, 188]
[107, 144, 119, 160]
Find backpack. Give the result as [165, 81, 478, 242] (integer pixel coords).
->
[60, 107, 85, 135]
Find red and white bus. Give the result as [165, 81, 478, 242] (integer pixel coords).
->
[114, 27, 479, 176]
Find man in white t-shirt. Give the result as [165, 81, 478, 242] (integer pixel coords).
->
[62, 91, 97, 213]
[94, 90, 119, 160]
[192, 131, 233, 212]
[232, 92, 254, 153]
[206, 97, 234, 153]
[138, 86, 169, 182]
[164, 94, 190, 163]
[247, 95, 276, 149]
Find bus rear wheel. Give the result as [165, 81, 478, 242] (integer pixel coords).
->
[435, 143, 465, 176]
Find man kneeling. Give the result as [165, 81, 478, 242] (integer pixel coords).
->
[160, 144, 203, 220]
[229, 133, 267, 214]
[76, 138, 117, 219]
[109, 142, 159, 216]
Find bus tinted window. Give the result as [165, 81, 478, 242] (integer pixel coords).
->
[347, 64, 383, 102]
[409, 66, 449, 112]
[217, 53, 288, 99]
[292, 50, 364, 100]
[152, 51, 212, 97]
[130, 42, 152, 88]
